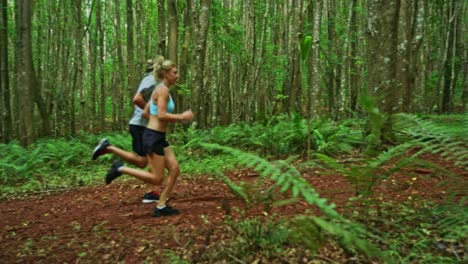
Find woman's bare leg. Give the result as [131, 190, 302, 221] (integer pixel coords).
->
[157, 147, 179, 207]
[106, 146, 148, 168]
[119, 153, 165, 185]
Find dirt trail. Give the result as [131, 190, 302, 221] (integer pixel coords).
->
[0, 154, 465, 263]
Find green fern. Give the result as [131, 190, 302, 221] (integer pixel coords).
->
[314, 113, 466, 196]
[434, 198, 468, 242]
[393, 113, 468, 167]
[198, 142, 385, 260]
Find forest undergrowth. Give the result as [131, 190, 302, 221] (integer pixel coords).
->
[0, 113, 466, 263]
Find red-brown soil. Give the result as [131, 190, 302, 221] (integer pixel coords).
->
[0, 154, 466, 263]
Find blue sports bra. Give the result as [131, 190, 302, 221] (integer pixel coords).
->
[150, 90, 175, 115]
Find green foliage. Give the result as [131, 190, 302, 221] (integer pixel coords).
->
[225, 217, 288, 259]
[300, 36, 313, 62]
[393, 113, 468, 167]
[177, 113, 364, 157]
[315, 112, 467, 196]
[358, 93, 386, 155]
[351, 200, 467, 263]
[0, 133, 136, 195]
[197, 142, 386, 261]
[308, 118, 364, 155]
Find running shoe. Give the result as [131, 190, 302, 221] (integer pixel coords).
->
[105, 160, 123, 184]
[154, 206, 179, 217]
[92, 138, 111, 160]
[142, 191, 160, 203]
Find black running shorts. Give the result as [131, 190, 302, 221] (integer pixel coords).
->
[142, 128, 169, 156]
[129, 124, 146, 156]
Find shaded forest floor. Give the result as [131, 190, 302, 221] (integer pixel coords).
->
[0, 153, 466, 263]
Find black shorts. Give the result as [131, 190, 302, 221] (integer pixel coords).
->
[129, 125, 146, 156]
[142, 128, 169, 156]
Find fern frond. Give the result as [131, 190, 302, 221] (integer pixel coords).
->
[394, 113, 468, 168]
[198, 142, 385, 260]
[216, 171, 250, 203]
[199, 142, 340, 219]
[311, 217, 384, 260]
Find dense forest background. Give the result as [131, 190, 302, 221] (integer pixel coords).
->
[0, 0, 466, 146]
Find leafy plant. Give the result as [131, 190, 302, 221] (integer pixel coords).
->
[393, 113, 468, 167]
[350, 199, 467, 263]
[197, 142, 386, 261]
[315, 113, 467, 196]
[225, 217, 288, 259]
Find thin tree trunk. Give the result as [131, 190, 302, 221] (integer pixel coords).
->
[367, 0, 400, 151]
[187, 0, 211, 128]
[348, 0, 359, 113]
[310, 0, 322, 118]
[135, 0, 143, 66]
[158, 0, 167, 57]
[98, 1, 106, 132]
[326, 0, 337, 118]
[168, 0, 178, 62]
[441, 0, 459, 113]
[74, 0, 84, 133]
[336, 0, 355, 119]
[16, 0, 35, 145]
[459, 0, 467, 112]
[127, 0, 136, 103]
[0, 0, 12, 143]
[89, 0, 98, 131]
[114, 0, 125, 130]
[255, 0, 270, 122]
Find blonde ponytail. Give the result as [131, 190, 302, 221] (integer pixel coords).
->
[153, 59, 176, 81]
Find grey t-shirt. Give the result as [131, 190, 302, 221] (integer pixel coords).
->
[129, 74, 157, 127]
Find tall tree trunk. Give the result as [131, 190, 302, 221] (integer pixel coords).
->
[97, 0, 106, 132]
[114, 0, 125, 130]
[349, 0, 360, 113]
[16, 0, 35, 145]
[459, 0, 467, 112]
[397, 0, 413, 112]
[74, 0, 84, 133]
[0, 0, 12, 143]
[310, 0, 322, 118]
[441, 0, 458, 113]
[255, 0, 270, 122]
[168, 0, 178, 62]
[187, 0, 211, 128]
[89, 0, 98, 131]
[158, 0, 167, 57]
[127, 0, 136, 104]
[135, 0, 143, 66]
[326, 0, 337, 118]
[336, 0, 356, 119]
[367, 0, 400, 151]
[178, 5, 191, 112]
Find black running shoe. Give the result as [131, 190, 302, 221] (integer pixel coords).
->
[105, 160, 123, 184]
[142, 191, 160, 203]
[92, 138, 111, 160]
[154, 206, 179, 217]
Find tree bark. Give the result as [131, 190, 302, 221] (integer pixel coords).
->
[0, 0, 12, 142]
[74, 0, 84, 133]
[127, 0, 136, 103]
[158, 0, 167, 57]
[168, 0, 178, 62]
[187, 0, 211, 128]
[310, 0, 323, 118]
[97, 1, 106, 132]
[441, 0, 458, 113]
[367, 0, 400, 150]
[16, 0, 35, 145]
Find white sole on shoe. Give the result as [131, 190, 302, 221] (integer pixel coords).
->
[142, 199, 158, 204]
